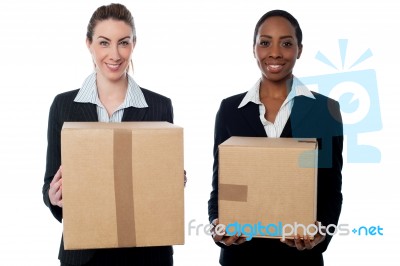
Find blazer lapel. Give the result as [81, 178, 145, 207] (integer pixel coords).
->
[280, 117, 292, 137]
[289, 96, 315, 135]
[72, 102, 98, 121]
[240, 102, 267, 137]
[122, 106, 148, 121]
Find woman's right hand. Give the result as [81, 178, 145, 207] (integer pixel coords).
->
[49, 166, 63, 207]
[211, 218, 247, 246]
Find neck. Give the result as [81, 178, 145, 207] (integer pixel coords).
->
[260, 77, 293, 99]
[96, 73, 128, 99]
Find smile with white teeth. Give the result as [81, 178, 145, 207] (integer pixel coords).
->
[267, 64, 283, 72]
[268, 65, 281, 69]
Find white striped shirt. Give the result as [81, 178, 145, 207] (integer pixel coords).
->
[238, 77, 315, 137]
[74, 73, 148, 122]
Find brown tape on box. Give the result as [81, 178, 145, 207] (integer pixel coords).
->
[219, 184, 248, 202]
[113, 130, 136, 246]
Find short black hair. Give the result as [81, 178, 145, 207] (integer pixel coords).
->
[253, 10, 302, 47]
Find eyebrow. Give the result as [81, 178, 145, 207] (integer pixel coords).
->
[97, 36, 132, 41]
[259, 35, 294, 39]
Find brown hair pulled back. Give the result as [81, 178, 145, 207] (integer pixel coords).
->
[86, 3, 136, 43]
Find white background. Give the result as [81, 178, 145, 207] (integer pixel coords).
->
[0, 0, 398, 265]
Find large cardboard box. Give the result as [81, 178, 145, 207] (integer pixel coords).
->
[218, 137, 318, 239]
[61, 122, 184, 250]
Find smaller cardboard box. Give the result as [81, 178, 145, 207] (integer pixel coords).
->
[218, 137, 318, 239]
[61, 122, 184, 250]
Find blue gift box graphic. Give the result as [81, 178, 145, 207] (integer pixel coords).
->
[299, 39, 382, 163]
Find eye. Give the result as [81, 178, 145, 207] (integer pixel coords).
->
[259, 40, 270, 47]
[99, 41, 109, 47]
[119, 40, 130, 47]
[282, 41, 293, 47]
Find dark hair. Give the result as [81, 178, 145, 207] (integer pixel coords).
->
[253, 10, 302, 47]
[86, 3, 136, 43]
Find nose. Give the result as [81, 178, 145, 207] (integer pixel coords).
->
[268, 44, 282, 58]
[110, 44, 121, 61]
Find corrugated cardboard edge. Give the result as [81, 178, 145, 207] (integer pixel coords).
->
[313, 140, 318, 233]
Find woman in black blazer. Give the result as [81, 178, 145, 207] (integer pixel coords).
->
[42, 3, 174, 266]
[208, 10, 343, 266]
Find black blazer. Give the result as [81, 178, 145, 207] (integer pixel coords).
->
[42, 87, 174, 265]
[208, 90, 343, 265]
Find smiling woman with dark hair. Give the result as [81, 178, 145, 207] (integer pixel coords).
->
[208, 9, 343, 266]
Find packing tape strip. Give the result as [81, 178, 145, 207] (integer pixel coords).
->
[219, 184, 248, 202]
[113, 130, 136, 246]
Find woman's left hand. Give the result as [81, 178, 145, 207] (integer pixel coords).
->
[281, 233, 325, 251]
[280, 221, 326, 251]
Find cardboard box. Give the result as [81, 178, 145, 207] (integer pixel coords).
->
[218, 137, 318, 239]
[61, 122, 184, 250]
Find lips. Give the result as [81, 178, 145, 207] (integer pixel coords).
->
[266, 64, 283, 73]
[106, 63, 122, 71]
